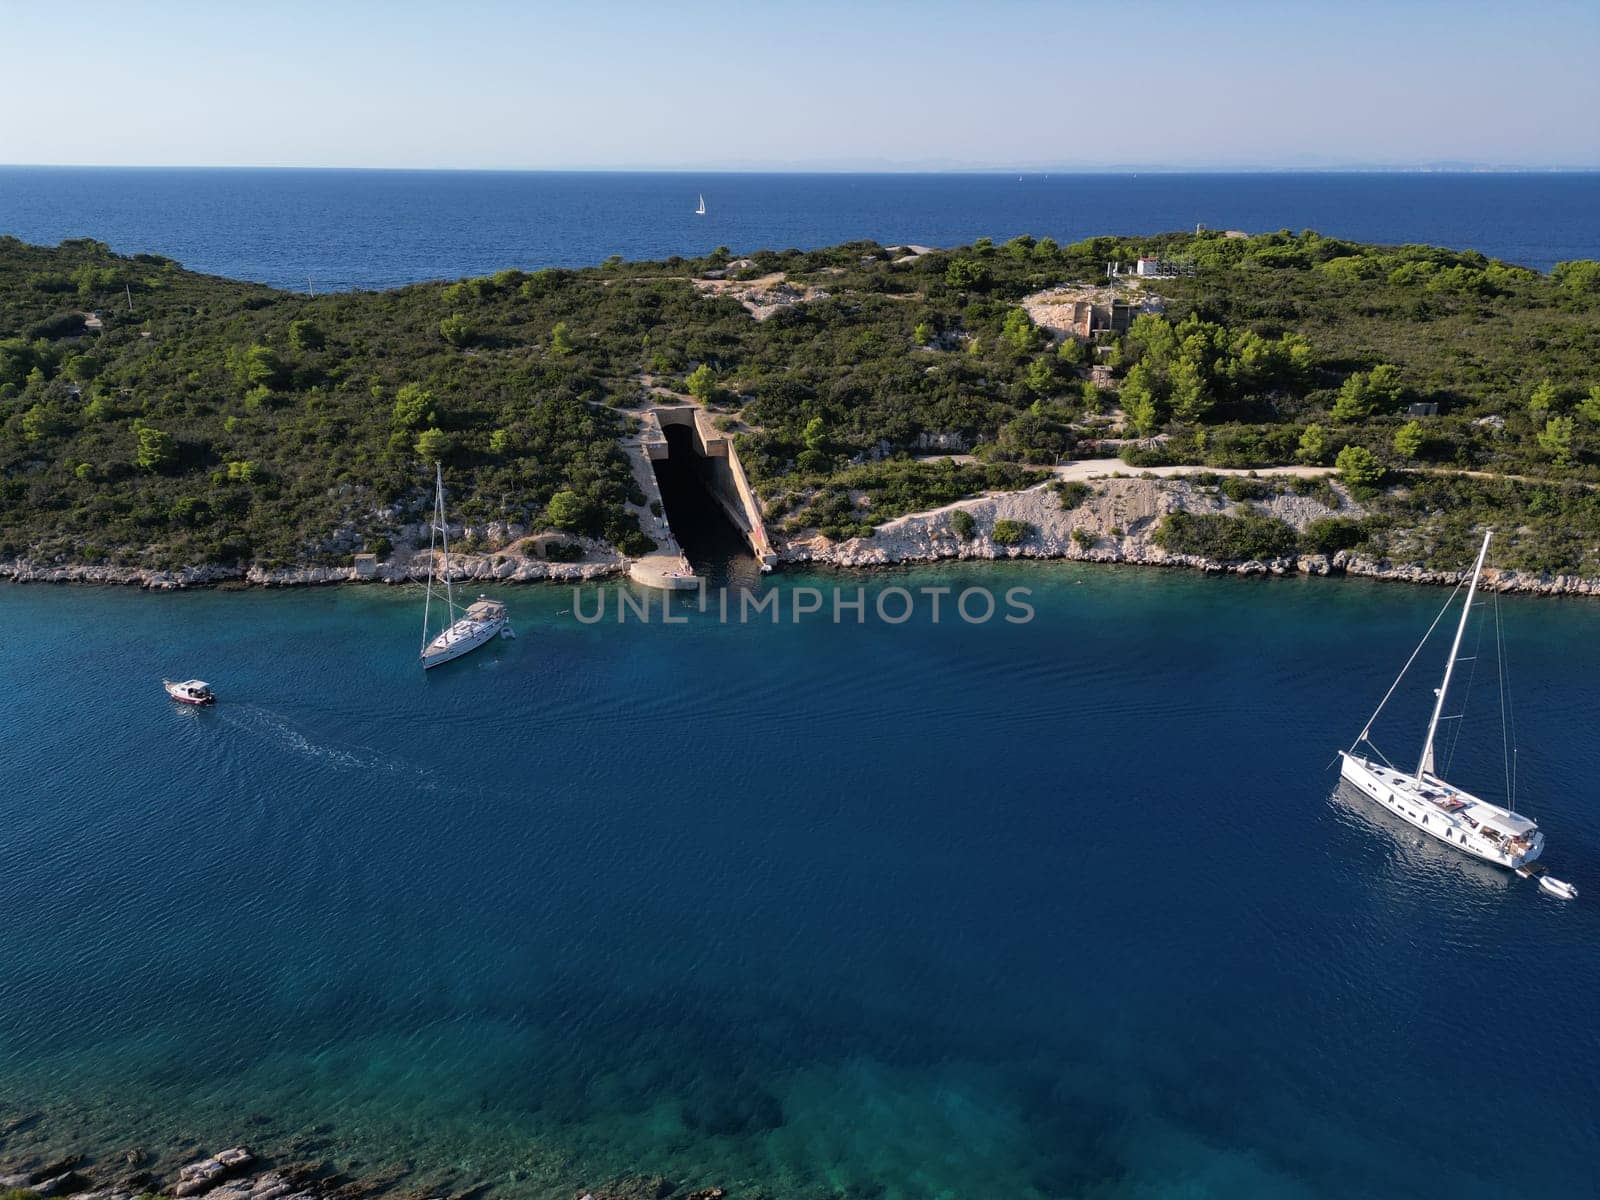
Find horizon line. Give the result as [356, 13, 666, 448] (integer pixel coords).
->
[4, 162, 1599, 176]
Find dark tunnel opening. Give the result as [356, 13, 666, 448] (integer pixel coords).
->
[651, 422, 760, 589]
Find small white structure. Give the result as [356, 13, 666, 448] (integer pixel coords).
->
[1135, 257, 1164, 277]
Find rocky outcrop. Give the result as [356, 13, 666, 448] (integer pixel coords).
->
[1335, 553, 1600, 596]
[780, 475, 1600, 596]
[0, 1128, 726, 1200]
[172, 1148, 254, 1197]
[783, 476, 1266, 570]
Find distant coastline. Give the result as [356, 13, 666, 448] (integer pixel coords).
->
[7, 161, 1597, 174]
[3, 167, 1596, 285]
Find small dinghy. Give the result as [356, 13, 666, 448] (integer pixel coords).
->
[1538, 876, 1578, 900]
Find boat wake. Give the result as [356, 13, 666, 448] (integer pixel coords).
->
[216, 704, 441, 785]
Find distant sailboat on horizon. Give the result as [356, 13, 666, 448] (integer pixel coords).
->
[695, 193, 706, 215]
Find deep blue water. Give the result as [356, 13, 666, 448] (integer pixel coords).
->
[2, 567, 1599, 1198]
[1, 168, 1597, 288]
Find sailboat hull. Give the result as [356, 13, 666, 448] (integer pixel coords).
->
[1339, 752, 1543, 869]
[421, 600, 509, 669]
[421, 615, 504, 669]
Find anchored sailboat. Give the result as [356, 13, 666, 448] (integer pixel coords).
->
[419, 463, 511, 669]
[1339, 530, 1548, 870]
[695, 193, 706, 215]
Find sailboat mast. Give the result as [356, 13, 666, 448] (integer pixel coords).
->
[420, 476, 436, 655]
[1416, 530, 1492, 782]
[435, 457, 454, 614]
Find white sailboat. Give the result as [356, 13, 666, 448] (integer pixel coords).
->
[695, 193, 706, 215]
[1338, 530, 1547, 870]
[419, 463, 511, 670]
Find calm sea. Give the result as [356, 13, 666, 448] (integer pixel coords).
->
[2, 568, 1599, 1199]
[1, 168, 1597, 287]
[4, 172, 1600, 1196]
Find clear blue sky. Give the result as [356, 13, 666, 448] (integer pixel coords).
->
[2, 0, 1595, 170]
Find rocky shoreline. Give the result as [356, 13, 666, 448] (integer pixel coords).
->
[781, 477, 1600, 598]
[7, 478, 1600, 599]
[0, 554, 624, 591]
[0, 1118, 726, 1200]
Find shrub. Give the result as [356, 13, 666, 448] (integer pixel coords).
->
[1552, 260, 1600, 294]
[288, 318, 324, 351]
[1220, 476, 1271, 501]
[1393, 420, 1426, 459]
[413, 427, 455, 461]
[135, 426, 176, 472]
[1295, 424, 1327, 464]
[1153, 511, 1298, 561]
[1054, 480, 1092, 509]
[1335, 444, 1386, 490]
[1300, 517, 1366, 555]
[391, 382, 436, 430]
[950, 509, 976, 539]
[1001, 308, 1041, 352]
[1537, 416, 1576, 466]
[991, 519, 1031, 546]
[616, 529, 657, 556]
[230, 344, 285, 390]
[546, 489, 589, 530]
[1072, 527, 1095, 549]
[687, 362, 716, 401]
[439, 313, 475, 347]
[944, 257, 991, 290]
[168, 496, 211, 527]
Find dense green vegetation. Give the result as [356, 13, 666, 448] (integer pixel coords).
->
[2, 228, 1598, 573]
[991, 519, 1032, 546]
[1154, 510, 1302, 561]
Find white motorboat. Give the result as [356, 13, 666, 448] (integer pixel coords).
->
[418, 463, 513, 670]
[163, 679, 215, 705]
[1339, 530, 1548, 871]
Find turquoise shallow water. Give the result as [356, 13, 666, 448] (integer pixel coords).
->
[2, 566, 1599, 1199]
